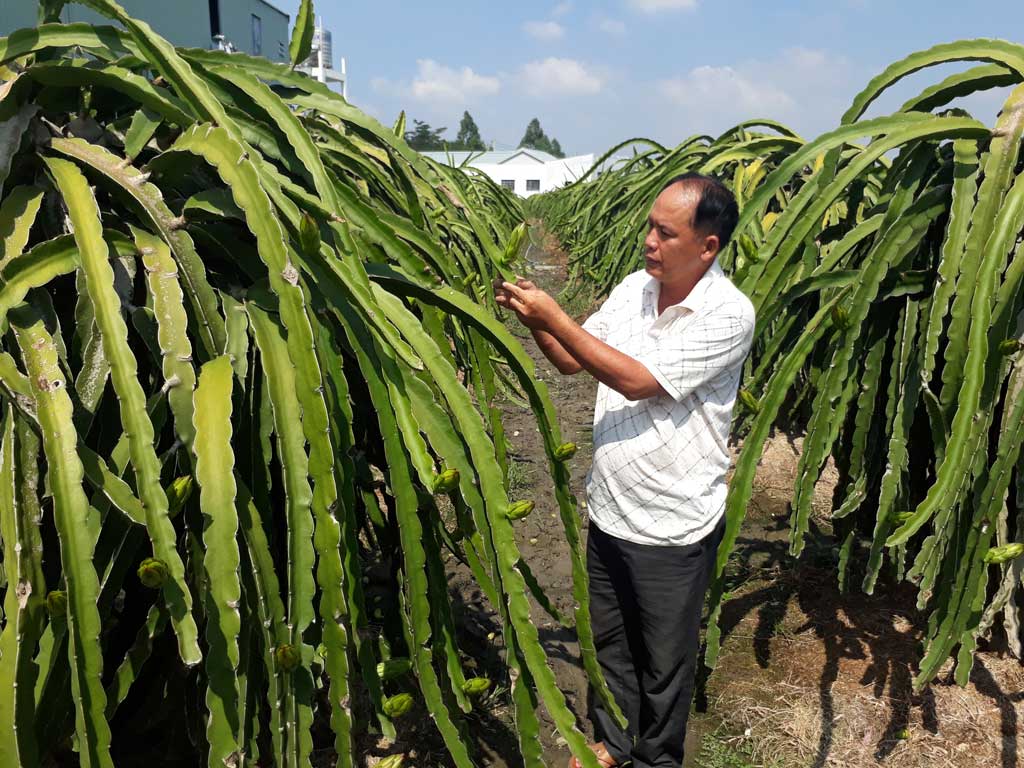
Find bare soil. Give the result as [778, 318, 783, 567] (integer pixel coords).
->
[362, 226, 1024, 768]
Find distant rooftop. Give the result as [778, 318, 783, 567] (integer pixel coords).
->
[422, 149, 559, 166]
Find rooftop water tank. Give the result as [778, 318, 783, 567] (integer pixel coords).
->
[303, 27, 332, 69]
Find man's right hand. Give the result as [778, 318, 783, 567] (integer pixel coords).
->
[493, 277, 584, 375]
[493, 278, 564, 331]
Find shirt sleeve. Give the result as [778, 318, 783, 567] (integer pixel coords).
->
[638, 309, 754, 403]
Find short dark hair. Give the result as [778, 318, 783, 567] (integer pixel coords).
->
[659, 172, 739, 251]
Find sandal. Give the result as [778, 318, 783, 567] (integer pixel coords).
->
[567, 741, 617, 768]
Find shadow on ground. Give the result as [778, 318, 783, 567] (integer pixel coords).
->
[694, 510, 1024, 768]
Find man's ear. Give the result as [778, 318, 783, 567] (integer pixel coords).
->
[701, 234, 720, 262]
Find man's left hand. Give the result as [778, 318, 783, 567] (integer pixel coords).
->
[494, 278, 564, 331]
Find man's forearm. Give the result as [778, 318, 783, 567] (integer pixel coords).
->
[547, 313, 664, 400]
[531, 328, 583, 374]
[494, 277, 662, 397]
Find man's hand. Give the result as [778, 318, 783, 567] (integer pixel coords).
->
[493, 276, 665, 398]
[494, 278, 565, 331]
[493, 277, 584, 373]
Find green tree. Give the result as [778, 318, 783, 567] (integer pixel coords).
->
[404, 119, 448, 151]
[519, 117, 549, 152]
[518, 117, 564, 158]
[454, 110, 486, 151]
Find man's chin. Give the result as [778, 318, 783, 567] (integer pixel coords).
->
[644, 261, 662, 279]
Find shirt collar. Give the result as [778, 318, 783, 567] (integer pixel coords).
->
[642, 260, 723, 313]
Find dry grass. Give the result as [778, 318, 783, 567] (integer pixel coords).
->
[698, 429, 1024, 768]
[705, 563, 1024, 768]
[713, 671, 1024, 768]
[731, 430, 840, 523]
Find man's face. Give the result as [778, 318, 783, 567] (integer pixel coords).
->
[643, 183, 718, 285]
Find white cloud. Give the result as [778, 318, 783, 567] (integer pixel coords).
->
[363, 47, 860, 162]
[520, 58, 604, 97]
[552, 1, 573, 16]
[372, 59, 500, 104]
[649, 48, 857, 139]
[523, 20, 565, 41]
[598, 18, 627, 36]
[659, 65, 794, 115]
[628, 0, 698, 12]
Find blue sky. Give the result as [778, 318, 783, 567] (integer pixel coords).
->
[295, 0, 1024, 155]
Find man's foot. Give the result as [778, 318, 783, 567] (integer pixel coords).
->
[567, 741, 617, 768]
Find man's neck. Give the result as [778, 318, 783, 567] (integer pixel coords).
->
[657, 265, 708, 314]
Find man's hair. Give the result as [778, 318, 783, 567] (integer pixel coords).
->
[660, 172, 739, 252]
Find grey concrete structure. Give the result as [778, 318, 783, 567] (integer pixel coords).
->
[0, 0, 289, 61]
[218, 0, 289, 61]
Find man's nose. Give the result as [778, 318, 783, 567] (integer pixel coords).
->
[644, 228, 656, 250]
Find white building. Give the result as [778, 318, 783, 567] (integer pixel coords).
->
[422, 149, 594, 198]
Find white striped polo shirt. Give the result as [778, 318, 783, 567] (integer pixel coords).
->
[580, 261, 755, 546]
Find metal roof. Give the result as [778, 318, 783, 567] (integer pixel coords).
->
[422, 149, 559, 166]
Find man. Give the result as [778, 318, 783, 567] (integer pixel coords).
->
[494, 173, 754, 768]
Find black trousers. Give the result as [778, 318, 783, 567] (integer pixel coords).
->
[586, 516, 725, 768]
